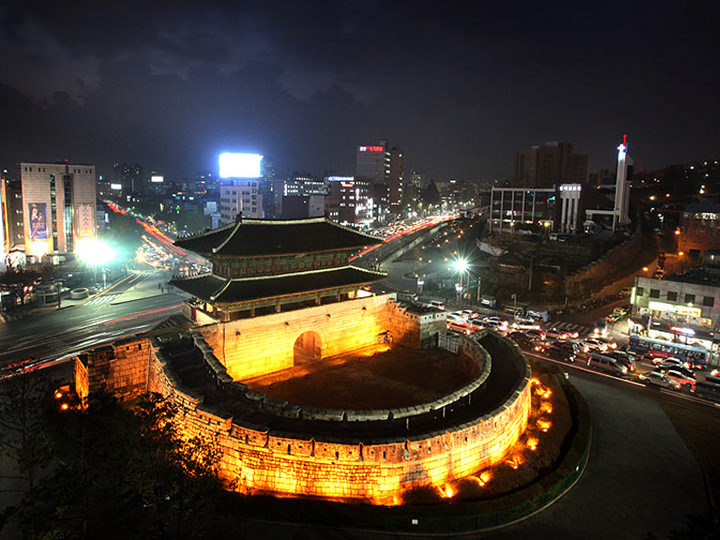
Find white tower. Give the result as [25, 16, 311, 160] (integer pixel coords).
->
[613, 134, 631, 229]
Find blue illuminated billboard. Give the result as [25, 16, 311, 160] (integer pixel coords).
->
[219, 153, 263, 178]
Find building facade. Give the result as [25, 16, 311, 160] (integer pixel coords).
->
[19, 161, 97, 257]
[219, 179, 262, 225]
[112, 163, 144, 196]
[1, 174, 24, 259]
[677, 203, 720, 258]
[355, 139, 404, 210]
[489, 187, 556, 233]
[325, 176, 373, 225]
[513, 141, 587, 188]
[633, 273, 720, 331]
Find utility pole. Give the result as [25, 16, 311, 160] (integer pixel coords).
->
[528, 257, 533, 292]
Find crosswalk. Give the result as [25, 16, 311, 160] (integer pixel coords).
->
[84, 294, 120, 306]
[548, 321, 593, 338]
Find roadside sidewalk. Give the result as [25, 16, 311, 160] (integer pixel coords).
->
[110, 269, 173, 305]
[0, 270, 174, 323]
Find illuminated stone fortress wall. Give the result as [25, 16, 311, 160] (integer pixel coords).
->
[75, 297, 531, 505]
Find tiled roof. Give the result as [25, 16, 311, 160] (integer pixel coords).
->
[175, 217, 381, 257]
[171, 266, 386, 305]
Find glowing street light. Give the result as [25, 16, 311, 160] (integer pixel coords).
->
[454, 258, 469, 303]
[454, 258, 468, 274]
[76, 239, 116, 288]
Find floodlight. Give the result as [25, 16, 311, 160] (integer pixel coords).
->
[76, 239, 116, 266]
[219, 153, 263, 178]
[454, 258, 468, 273]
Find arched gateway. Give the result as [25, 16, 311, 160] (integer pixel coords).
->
[294, 331, 322, 365]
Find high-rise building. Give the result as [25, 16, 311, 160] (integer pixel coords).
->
[219, 179, 262, 224]
[283, 175, 327, 197]
[260, 157, 279, 218]
[113, 163, 144, 195]
[513, 141, 587, 188]
[218, 153, 264, 224]
[19, 161, 97, 258]
[355, 139, 404, 211]
[0, 171, 24, 264]
[325, 176, 373, 225]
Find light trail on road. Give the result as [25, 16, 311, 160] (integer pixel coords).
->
[350, 214, 455, 261]
[98, 303, 182, 325]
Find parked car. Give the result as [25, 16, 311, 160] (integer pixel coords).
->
[606, 351, 636, 372]
[481, 317, 508, 331]
[593, 336, 618, 350]
[511, 317, 540, 331]
[523, 329, 546, 341]
[545, 327, 577, 340]
[578, 338, 609, 353]
[665, 369, 696, 392]
[586, 352, 629, 376]
[650, 356, 686, 370]
[639, 371, 682, 390]
[507, 332, 538, 351]
[469, 320, 488, 332]
[544, 343, 576, 363]
[447, 320, 474, 335]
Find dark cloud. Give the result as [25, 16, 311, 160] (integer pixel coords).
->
[0, 0, 719, 180]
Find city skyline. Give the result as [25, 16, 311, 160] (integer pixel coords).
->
[0, 1, 718, 180]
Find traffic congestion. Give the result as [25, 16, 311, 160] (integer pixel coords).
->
[443, 306, 720, 403]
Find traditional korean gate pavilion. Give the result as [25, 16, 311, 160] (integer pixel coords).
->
[171, 216, 386, 321]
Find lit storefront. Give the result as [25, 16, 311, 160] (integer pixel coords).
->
[632, 273, 720, 363]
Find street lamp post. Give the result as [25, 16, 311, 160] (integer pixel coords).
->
[453, 258, 468, 306]
[55, 279, 62, 309]
[76, 239, 116, 291]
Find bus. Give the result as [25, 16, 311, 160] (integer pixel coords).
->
[627, 335, 710, 366]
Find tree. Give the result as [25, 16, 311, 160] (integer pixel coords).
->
[6, 391, 228, 540]
[0, 372, 53, 493]
[0, 268, 41, 306]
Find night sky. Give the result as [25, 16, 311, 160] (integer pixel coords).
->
[0, 1, 718, 180]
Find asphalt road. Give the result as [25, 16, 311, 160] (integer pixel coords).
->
[0, 270, 186, 371]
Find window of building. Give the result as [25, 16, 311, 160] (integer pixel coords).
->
[667, 291, 678, 301]
[703, 296, 715, 307]
[649, 289, 660, 298]
[685, 294, 695, 304]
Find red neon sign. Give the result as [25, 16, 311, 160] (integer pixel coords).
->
[359, 146, 384, 152]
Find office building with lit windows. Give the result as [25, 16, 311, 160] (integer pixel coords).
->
[325, 176, 373, 225]
[677, 202, 720, 258]
[19, 161, 97, 258]
[355, 139, 404, 210]
[489, 187, 556, 233]
[219, 179, 262, 224]
[218, 153, 264, 224]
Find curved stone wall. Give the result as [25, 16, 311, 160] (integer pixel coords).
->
[147, 331, 531, 505]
